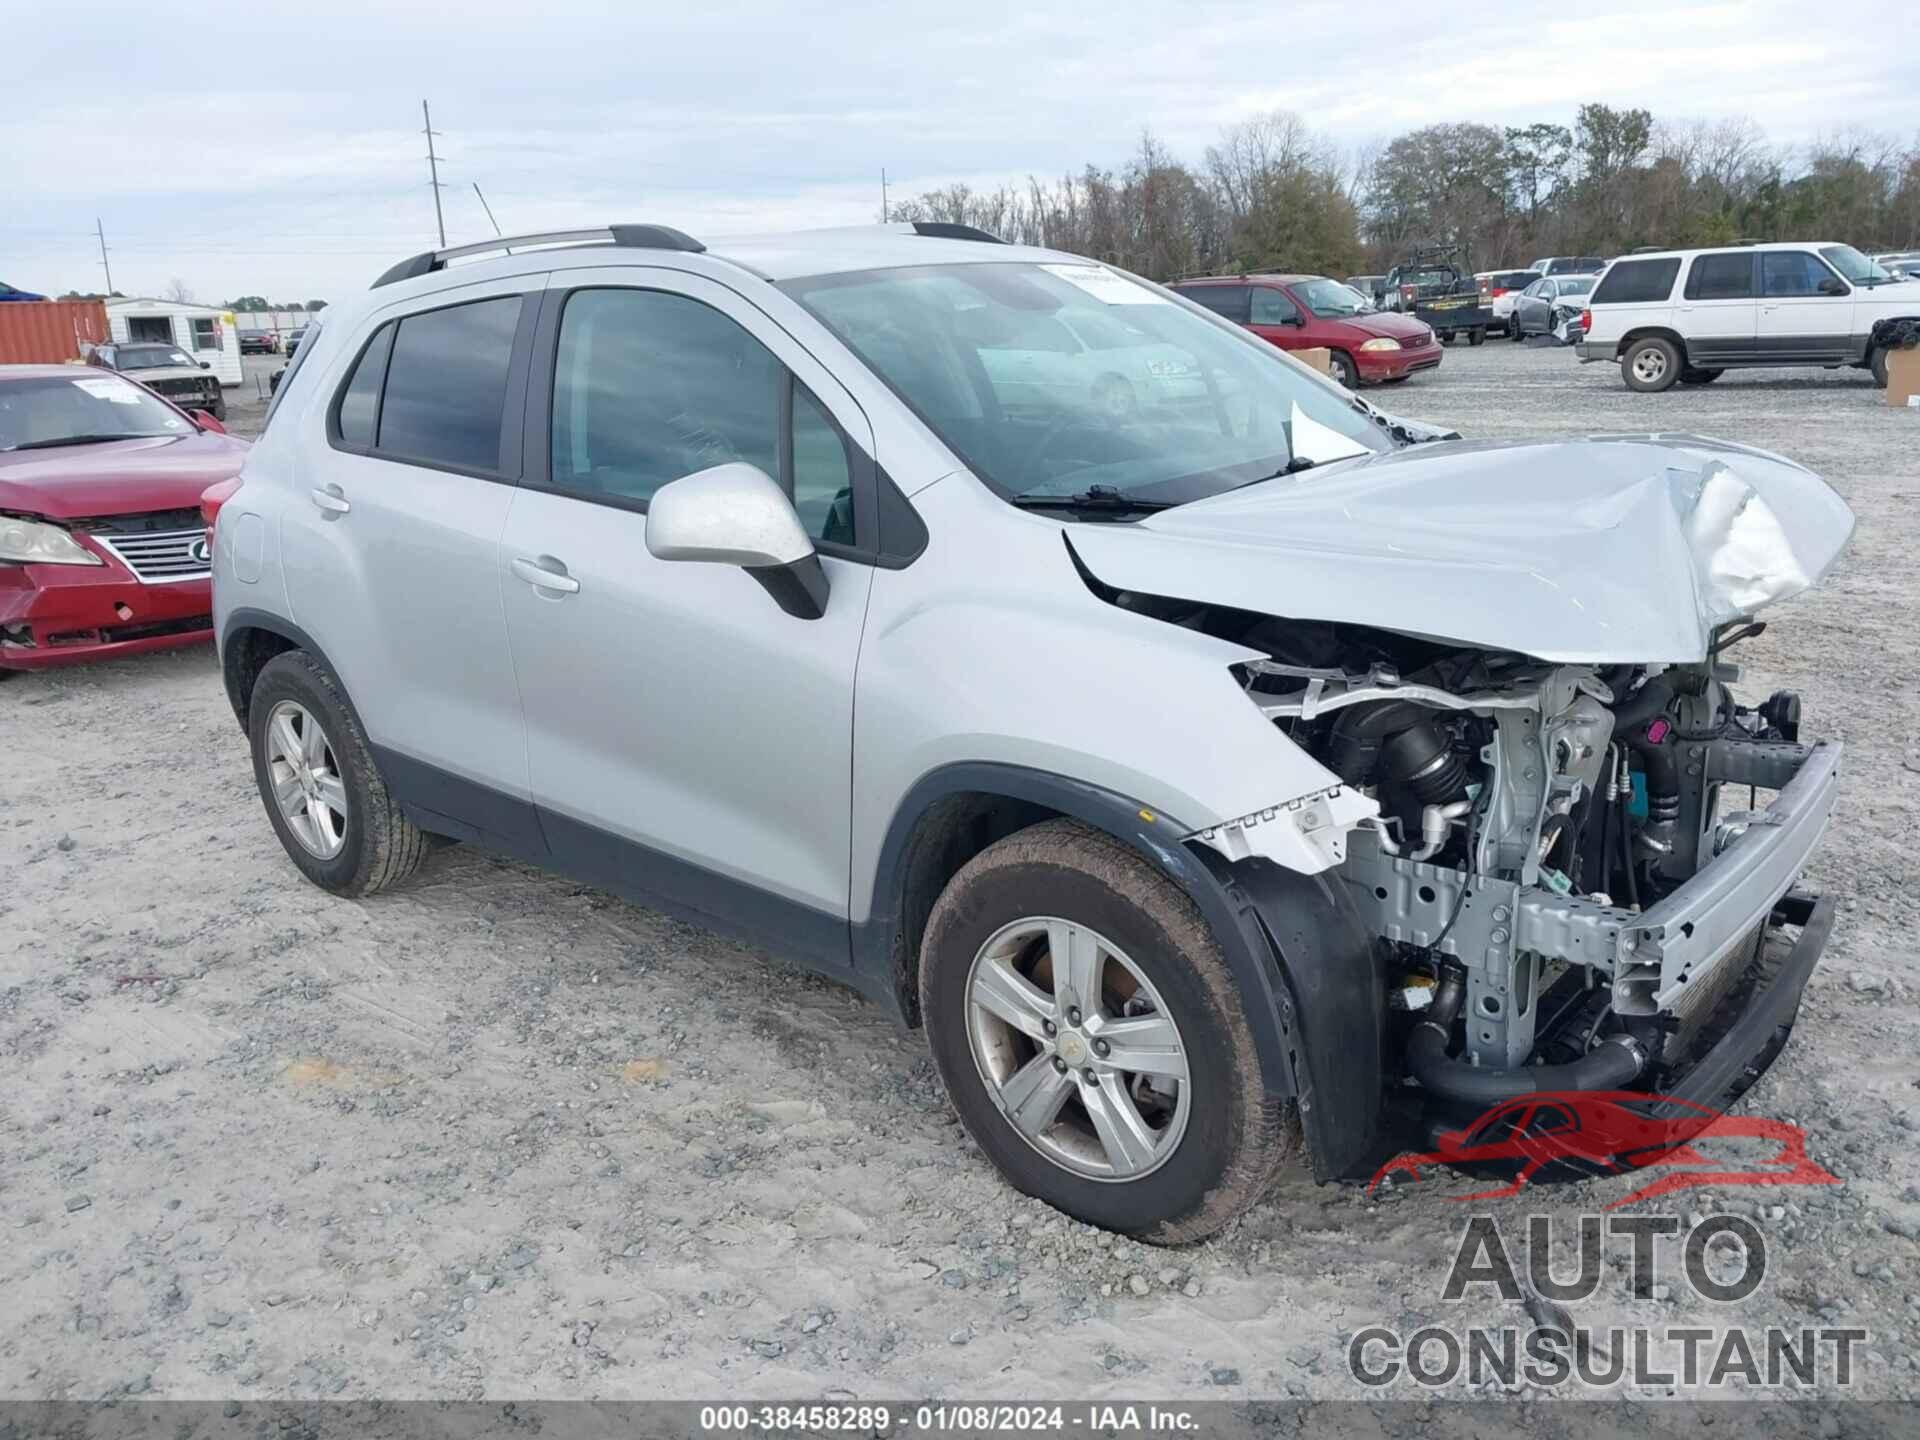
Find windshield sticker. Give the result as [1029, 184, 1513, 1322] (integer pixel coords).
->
[162, 417, 185, 428]
[1040, 264, 1167, 306]
[73, 377, 142, 404]
[1289, 400, 1372, 465]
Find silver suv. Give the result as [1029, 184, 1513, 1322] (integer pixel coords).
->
[214, 222, 1854, 1242]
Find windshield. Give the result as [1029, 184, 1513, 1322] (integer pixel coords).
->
[1819, 245, 1895, 285]
[1295, 278, 1373, 316]
[781, 262, 1388, 506]
[116, 344, 195, 370]
[1554, 277, 1596, 297]
[0, 373, 194, 450]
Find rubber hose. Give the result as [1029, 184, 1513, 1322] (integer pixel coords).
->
[1406, 963, 1646, 1104]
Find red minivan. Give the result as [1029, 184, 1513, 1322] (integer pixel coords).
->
[1170, 274, 1442, 389]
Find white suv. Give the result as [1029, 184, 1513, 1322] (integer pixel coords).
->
[1577, 242, 1919, 391]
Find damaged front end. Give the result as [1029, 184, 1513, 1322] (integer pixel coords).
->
[1235, 641, 1838, 1133]
[1071, 431, 1852, 1174]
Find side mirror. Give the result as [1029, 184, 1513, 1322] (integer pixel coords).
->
[1818, 276, 1849, 296]
[189, 409, 226, 434]
[645, 462, 829, 620]
[199, 360, 212, 370]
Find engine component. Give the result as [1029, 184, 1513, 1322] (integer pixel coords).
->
[1378, 720, 1470, 804]
[1406, 962, 1647, 1104]
[1760, 689, 1801, 742]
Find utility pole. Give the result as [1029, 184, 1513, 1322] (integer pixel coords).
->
[881, 168, 889, 223]
[422, 99, 446, 248]
[95, 218, 113, 293]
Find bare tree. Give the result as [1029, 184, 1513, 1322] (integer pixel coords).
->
[163, 277, 195, 303]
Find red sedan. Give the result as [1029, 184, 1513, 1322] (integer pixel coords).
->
[0, 364, 248, 673]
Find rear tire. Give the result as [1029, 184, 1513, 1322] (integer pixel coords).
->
[248, 650, 427, 897]
[919, 819, 1298, 1243]
[1622, 336, 1681, 393]
[1467, 328, 1485, 347]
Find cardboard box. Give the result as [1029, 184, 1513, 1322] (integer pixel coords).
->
[1293, 347, 1331, 376]
[1887, 346, 1920, 408]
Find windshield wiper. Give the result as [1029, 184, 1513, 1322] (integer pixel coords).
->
[1010, 484, 1174, 512]
[2, 433, 163, 452]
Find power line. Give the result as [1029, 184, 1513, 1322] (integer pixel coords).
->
[422, 99, 447, 248]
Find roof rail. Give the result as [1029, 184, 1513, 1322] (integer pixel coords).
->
[370, 223, 706, 289]
[909, 222, 1005, 244]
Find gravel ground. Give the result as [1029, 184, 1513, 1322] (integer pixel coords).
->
[3, 339, 1918, 1405]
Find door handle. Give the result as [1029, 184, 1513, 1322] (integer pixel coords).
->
[310, 484, 350, 516]
[511, 556, 581, 595]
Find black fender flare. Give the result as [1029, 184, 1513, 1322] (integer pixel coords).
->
[219, 607, 364, 737]
[858, 762, 1382, 1177]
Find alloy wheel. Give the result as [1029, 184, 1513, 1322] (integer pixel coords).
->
[964, 917, 1191, 1181]
[264, 699, 349, 859]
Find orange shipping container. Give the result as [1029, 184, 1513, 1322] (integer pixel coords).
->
[0, 300, 111, 365]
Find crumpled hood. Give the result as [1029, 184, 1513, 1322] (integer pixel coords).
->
[1069, 435, 1855, 664]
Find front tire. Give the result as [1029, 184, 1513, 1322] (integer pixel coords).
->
[1622, 336, 1681, 392]
[919, 819, 1297, 1243]
[248, 650, 427, 896]
[1328, 350, 1358, 388]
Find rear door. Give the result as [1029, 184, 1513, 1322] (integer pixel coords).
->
[1756, 250, 1854, 362]
[1677, 251, 1758, 364]
[279, 274, 546, 850]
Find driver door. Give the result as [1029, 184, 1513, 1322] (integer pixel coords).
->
[498, 270, 874, 967]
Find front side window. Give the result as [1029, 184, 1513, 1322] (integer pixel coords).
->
[784, 261, 1388, 509]
[377, 295, 522, 472]
[1761, 251, 1840, 298]
[1250, 287, 1300, 325]
[548, 288, 852, 544]
[1684, 252, 1755, 301]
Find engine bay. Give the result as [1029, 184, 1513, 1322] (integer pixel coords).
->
[1112, 590, 1834, 1107]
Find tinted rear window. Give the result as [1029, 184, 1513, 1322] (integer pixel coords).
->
[334, 323, 395, 448]
[377, 296, 522, 471]
[1591, 258, 1680, 305]
[1175, 285, 1251, 324]
[1684, 252, 1755, 301]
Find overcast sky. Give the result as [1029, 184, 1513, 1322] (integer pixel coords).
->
[3, 1, 1914, 304]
